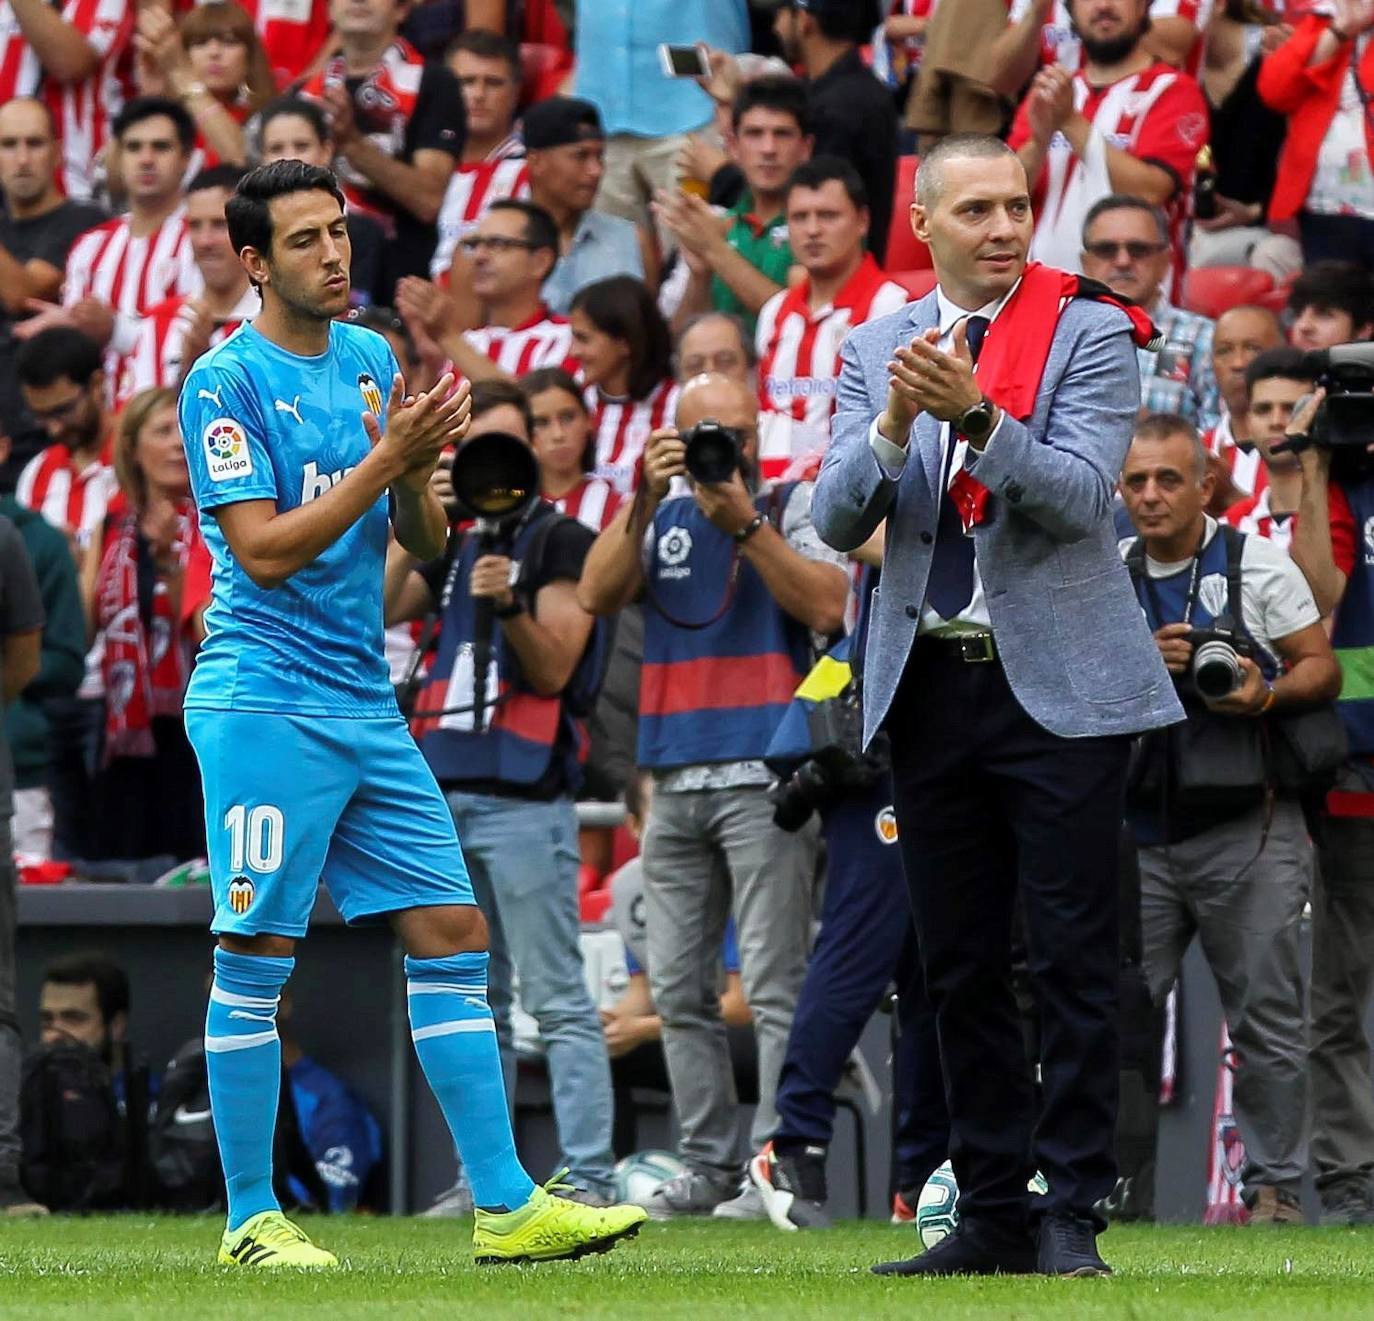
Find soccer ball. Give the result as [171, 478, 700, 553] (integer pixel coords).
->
[914, 1161, 1050, 1249]
[612, 1149, 689, 1204]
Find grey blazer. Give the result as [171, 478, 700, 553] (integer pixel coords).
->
[812, 289, 1184, 746]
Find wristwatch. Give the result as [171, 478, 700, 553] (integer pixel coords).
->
[734, 512, 766, 544]
[956, 396, 998, 445]
[493, 597, 524, 621]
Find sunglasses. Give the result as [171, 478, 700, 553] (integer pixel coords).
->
[1083, 240, 1167, 262]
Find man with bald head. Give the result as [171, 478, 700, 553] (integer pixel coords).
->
[814, 132, 1180, 1276]
[580, 373, 849, 1220]
[1203, 305, 1284, 511]
[676, 313, 755, 388]
[0, 98, 105, 481]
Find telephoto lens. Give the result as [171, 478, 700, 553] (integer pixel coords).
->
[1191, 638, 1243, 699]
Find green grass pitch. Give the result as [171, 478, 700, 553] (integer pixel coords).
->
[4, 1216, 1374, 1319]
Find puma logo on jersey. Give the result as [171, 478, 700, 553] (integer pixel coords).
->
[275, 395, 303, 425]
[197, 386, 224, 407]
[301, 461, 357, 503]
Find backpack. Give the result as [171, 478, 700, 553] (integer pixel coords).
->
[149, 1038, 329, 1212]
[20, 1041, 128, 1211]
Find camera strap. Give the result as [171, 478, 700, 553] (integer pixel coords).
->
[1128, 524, 1210, 630]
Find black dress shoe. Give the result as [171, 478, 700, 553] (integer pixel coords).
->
[872, 1220, 1037, 1277]
[1037, 1213, 1112, 1277]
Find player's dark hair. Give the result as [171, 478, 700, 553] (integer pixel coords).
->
[1244, 346, 1315, 393]
[519, 367, 593, 471]
[731, 74, 811, 135]
[226, 160, 347, 261]
[445, 28, 522, 82]
[488, 198, 559, 278]
[786, 156, 868, 214]
[570, 276, 672, 402]
[1287, 260, 1374, 333]
[113, 95, 195, 154]
[471, 378, 534, 439]
[42, 953, 131, 1028]
[15, 327, 103, 390]
[257, 95, 330, 149]
[187, 163, 248, 196]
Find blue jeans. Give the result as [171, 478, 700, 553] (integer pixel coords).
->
[445, 791, 615, 1193]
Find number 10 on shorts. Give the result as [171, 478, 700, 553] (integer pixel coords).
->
[225, 804, 285, 873]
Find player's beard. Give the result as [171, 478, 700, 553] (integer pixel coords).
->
[274, 266, 351, 323]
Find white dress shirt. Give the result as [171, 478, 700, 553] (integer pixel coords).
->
[868, 283, 1017, 634]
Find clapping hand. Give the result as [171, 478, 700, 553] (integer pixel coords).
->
[363, 372, 472, 491]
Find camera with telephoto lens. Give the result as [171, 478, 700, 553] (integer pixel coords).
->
[681, 419, 743, 485]
[1278, 343, 1374, 479]
[1184, 626, 1250, 701]
[448, 430, 540, 529]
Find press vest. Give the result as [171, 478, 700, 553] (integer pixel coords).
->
[638, 486, 813, 770]
[412, 508, 581, 793]
[1331, 479, 1374, 755]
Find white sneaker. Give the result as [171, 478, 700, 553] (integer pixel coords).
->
[712, 1178, 767, 1220]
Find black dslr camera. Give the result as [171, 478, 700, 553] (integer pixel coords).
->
[767, 699, 890, 832]
[1183, 626, 1251, 701]
[681, 419, 743, 484]
[1278, 343, 1374, 479]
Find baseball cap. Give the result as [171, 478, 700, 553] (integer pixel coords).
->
[521, 96, 605, 152]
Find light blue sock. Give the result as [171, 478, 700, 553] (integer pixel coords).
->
[206, 947, 293, 1231]
[406, 951, 536, 1212]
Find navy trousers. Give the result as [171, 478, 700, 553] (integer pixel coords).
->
[888, 641, 1129, 1227]
[773, 785, 948, 1190]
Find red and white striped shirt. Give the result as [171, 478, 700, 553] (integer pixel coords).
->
[1007, 0, 1214, 79]
[1224, 486, 1294, 553]
[15, 442, 118, 544]
[463, 307, 577, 380]
[115, 286, 257, 409]
[755, 255, 908, 480]
[64, 208, 198, 319]
[550, 476, 622, 533]
[0, 0, 135, 202]
[1008, 62, 1208, 298]
[1204, 416, 1270, 502]
[431, 139, 530, 278]
[586, 379, 681, 496]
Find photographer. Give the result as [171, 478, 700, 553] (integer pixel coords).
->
[1120, 413, 1340, 1225]
[384, 409, 617, 1202]
[1291, 370, 1374, 1224]
[578, 372, 849, 1218]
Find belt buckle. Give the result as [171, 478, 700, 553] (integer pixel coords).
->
[958, 634, 995, 664]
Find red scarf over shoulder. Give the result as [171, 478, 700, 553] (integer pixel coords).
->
[949, 262, 1161, 529]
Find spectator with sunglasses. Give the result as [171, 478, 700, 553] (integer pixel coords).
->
[1080, 194, 1220, 429]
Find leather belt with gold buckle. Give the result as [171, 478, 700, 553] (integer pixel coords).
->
[956, 634, 997, 663]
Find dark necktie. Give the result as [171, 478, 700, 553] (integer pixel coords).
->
[924, 315, 989, 622]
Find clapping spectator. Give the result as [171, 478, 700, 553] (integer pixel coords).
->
[519, 368, 623, 533]
[660, 76, 810, 337]
[1079, 195, 1220, 429]
[1259, 2, 1374, 265]
[86, 388, 208, 864]
[135, 2, 276, 170]
[571, 277, 680, 497]
[1009, 0, 1209, 292]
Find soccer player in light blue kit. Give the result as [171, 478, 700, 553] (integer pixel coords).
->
[178, 161, 646, 1268]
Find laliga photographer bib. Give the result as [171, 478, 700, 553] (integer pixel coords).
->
[638, 491, 812, 770]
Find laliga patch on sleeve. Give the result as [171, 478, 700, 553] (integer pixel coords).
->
[203, 418, 254, 482]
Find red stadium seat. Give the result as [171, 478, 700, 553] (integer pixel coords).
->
[889, 268, 938, 300]
[1256, 273, 1297, 315]
[1182, 267, 1275, 320]
[885, 157, 932, 272]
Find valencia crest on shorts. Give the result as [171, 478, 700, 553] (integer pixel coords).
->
[358, 372, 384, 416]
[228, 877, 255, 914]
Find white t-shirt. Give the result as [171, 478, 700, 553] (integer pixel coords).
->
[1306, 39, 1374, 221]
[1119, 516, 1320, 668]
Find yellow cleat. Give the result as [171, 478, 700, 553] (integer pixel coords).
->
[218, 1210, 339, 1269]
[473, 1175, 649, 1265]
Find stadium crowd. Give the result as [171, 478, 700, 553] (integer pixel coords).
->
[4, 0, 1374, 1242]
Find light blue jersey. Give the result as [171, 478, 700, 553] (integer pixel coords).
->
[179, 319, 400, 717]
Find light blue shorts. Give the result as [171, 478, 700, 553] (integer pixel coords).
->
[184, 710, 474, 938]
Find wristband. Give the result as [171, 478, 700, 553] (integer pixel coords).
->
[734, 513, 766, 544]
[494, 597, 524, 620]
[1260, 684, 1277, 714]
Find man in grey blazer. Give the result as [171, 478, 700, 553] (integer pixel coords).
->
[812, 134, 1182, 1277]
